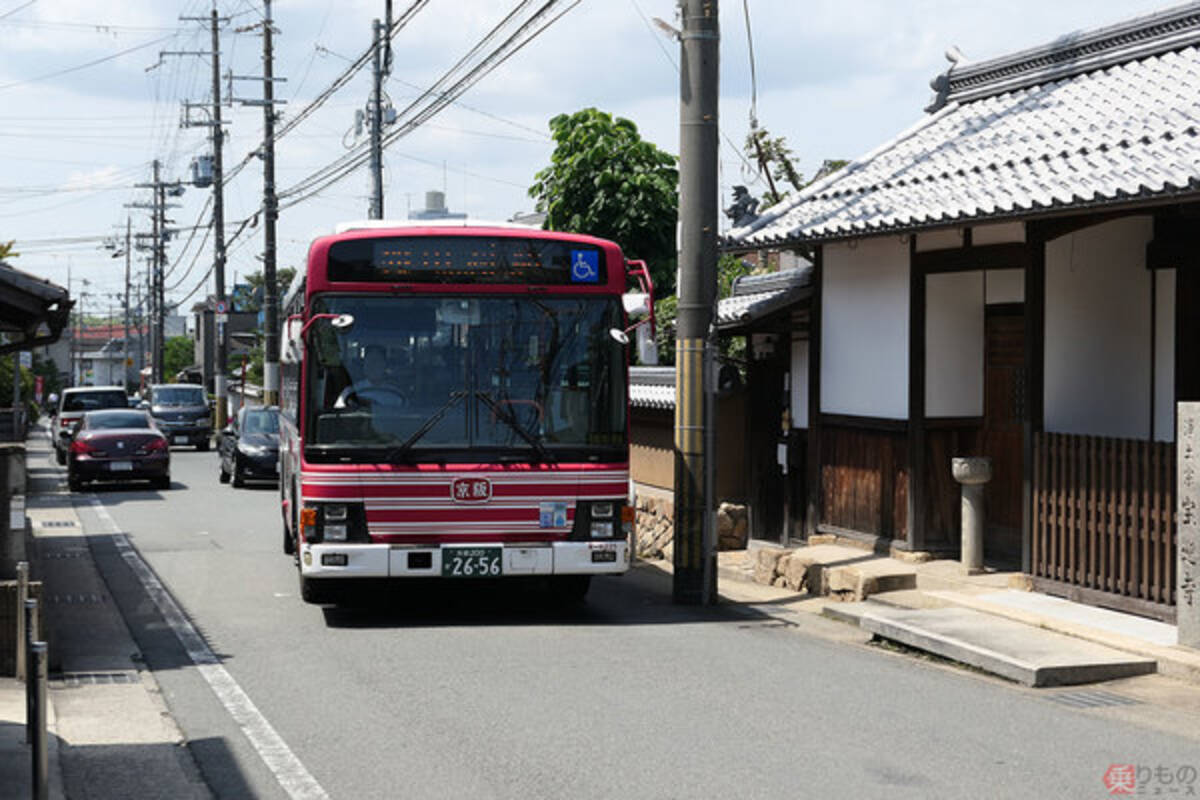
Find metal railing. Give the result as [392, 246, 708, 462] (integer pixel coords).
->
[15, 562, 49, 800]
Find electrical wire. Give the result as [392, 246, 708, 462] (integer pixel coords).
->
[0, 34, 176, 92]
[276, 1, 575, 210]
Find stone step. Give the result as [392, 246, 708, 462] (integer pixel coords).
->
[825, 602, 1157, 687]
[741, 543, 917, 600]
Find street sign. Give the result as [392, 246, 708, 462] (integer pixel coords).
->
[215, 300, 228, 314]
[18, 351, 32, 368]
[216, 313, 229, 323]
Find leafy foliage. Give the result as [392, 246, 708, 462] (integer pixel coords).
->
[163, 336, 194, 381]
[745, 128, 803, 207]
[0, 240, 18, 260]
[529, 108, 678, 294]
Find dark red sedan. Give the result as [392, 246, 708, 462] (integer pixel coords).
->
[67, 409, 171, 492]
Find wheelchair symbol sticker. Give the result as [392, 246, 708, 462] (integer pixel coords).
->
[570, 249, 599, 283]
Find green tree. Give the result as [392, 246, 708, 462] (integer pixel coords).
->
[0, 240, 18, 260]
[529, 108, 678, 294]
[238, 267, 296, 313]
[163, 336, 194, 381]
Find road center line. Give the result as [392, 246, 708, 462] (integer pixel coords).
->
[87, 497, 329, 800]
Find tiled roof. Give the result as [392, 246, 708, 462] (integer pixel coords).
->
[716, 267, 811, 329]
[727, 3, 1200, 248]
[629, 367, 675, 410]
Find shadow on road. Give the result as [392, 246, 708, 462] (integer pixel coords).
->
[317, 565, 777, 630]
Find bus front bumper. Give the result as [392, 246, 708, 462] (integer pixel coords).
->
[299, 540, 630, 579]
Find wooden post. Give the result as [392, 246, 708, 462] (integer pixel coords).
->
[905, 235, 928, 551]
[1022, 226, 1046, 575]
[804, 246, 823, 538]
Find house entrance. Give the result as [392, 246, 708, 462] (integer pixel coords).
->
[982, 304, 1025, 564]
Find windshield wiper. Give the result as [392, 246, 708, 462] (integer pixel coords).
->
[473, 391, 554, 463]
[383, 391, 466, 462]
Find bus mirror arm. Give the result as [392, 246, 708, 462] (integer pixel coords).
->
[623, 260, 655, 338]
[298, 313, 355, 342]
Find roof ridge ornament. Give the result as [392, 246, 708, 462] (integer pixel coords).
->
[925, 46, 969, 113]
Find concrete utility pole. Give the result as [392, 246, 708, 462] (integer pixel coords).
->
[673, 0, 720, 605]
[180, 6, 230, 425]
[262, 0, 280, 406]
[231, 0, 286, 406]
[368, 16, 385, 219]
[130, 162, 183, 383]
[123, 218, 131, 390]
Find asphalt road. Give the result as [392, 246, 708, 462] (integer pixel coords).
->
[69, 445, 1200, 800]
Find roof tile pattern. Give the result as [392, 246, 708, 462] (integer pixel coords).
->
[730, 44, 1200, 246]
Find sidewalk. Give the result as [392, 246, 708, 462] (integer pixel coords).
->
[689, 542, 1200, 687]
[1, 421, 210, 800]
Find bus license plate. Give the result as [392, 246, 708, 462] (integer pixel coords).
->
[441, 547, 501, 578]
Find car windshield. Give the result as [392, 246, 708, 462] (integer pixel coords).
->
[303, 295, 626, 462]
[153, 387, 206, 406]
[62, 390, 128, 412]
[86, 411, 151, 430]
[242, 409, 279, 435]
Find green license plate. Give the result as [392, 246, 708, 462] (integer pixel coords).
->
[441, 547, 502, 578]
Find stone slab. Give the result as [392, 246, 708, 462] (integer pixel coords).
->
[851, 604, 1157, 687]
[969, 590, 1178, 646]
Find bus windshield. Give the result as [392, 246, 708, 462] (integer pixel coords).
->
[303, 295, 626, 462]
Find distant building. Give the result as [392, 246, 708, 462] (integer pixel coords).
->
[408, 190, 466, 221]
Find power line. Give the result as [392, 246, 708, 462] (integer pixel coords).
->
[277, 1, 577, 210]
[0, 34, 176, 92]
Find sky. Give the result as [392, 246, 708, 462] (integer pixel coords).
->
[0, 0, 1175, 318]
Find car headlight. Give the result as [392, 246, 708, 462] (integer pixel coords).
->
[196, 417, 212, 428]
[238, 443, 269, 456]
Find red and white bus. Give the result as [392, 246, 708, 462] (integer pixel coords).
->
[279, 221, 653, 604]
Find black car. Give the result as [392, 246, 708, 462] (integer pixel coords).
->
[66, 409, 170, 491]
[218, 405, 280, 487]
[143, 383, 213, 450]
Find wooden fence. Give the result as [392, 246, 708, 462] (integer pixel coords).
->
[1033, 432, 1175, 618]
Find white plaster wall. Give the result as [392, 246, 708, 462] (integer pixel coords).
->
[791, 338, 809, 429]
[821, 237, 909, 419]
[973, 221, 1026, 245]
[985, 269, 1025, 304]
[926, 271, 984, 417]
[1044, 216, 1154, 440]
[1155, 269, 1176, 442]
[915, 228, 964, 252]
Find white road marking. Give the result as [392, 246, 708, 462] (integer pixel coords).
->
[87, 497, 329, 800]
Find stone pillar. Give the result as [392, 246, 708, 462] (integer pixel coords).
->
[1177, 403, 1200, 648]
[952, 457, 992, 575]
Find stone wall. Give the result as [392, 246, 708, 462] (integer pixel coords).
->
[633, 482, 748, 560]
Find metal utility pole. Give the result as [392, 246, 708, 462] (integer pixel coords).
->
[181, 6, 230, 426]
[231, 0, 286, 406]
[672, 0, 720, 605]
[368, 17, 385, 219]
